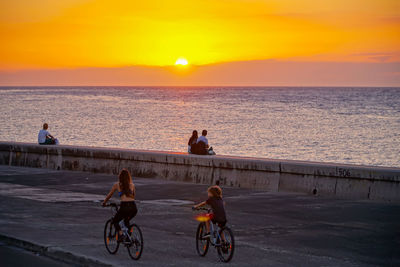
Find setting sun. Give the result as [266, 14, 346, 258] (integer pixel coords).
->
[175, 58, 188, 66]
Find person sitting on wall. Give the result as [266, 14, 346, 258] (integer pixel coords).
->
[192, 129, 215, 155]
[38, 123, 59, 145]
[187, 130, 198, 154]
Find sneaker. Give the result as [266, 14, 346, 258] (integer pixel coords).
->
[202, 232, 210, 239]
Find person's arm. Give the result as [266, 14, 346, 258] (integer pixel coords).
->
[46, 131, 54, 139]
[102, 183, 118, 206]
[193, 201, 207, 209]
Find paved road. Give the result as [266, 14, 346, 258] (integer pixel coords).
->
[0, 166, 399, 266]
[0, 242, 69, 267]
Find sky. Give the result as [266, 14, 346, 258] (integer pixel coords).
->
[0, 0, 399, 86]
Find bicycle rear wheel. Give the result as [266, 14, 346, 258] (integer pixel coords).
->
[127, 223, 144, 260]
[196, 222, 210, 257]
[217, 227, 234, 262]
[104, 219, 119, 254]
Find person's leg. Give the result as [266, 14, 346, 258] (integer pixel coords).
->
[111, 209, 124, 236]
[220, 229, 226, 242]
[206, 220, 210, 233]
[204, 217, 214, 238]
[202, 220, 211, 239]
[219, 221, 227, 242]
[124, 203, 138, 229]
[45, 137, 56, 145]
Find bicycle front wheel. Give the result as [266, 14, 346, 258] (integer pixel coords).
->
[196, 222, 210, 257]
[104, 219, 119, 254]
[127, 223, 144, 260]
[217, 226, 235, 262]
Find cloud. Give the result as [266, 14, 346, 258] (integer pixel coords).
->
[380, 16, 400, 24]
[368, 56, 392, 62]
[350, 52, 400, 63]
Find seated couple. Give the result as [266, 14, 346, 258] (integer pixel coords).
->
[38, 123, 59, 145]
[188, 130, 216, 155]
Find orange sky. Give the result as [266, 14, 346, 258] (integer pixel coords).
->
[0, 0, 399, 85]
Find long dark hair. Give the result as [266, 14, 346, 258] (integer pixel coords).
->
[188, 130, 198, 145]
[119, 169, 134, 198]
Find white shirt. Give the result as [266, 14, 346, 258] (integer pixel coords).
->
[38, 129, 50, 144]
[197, 135, 208, 145]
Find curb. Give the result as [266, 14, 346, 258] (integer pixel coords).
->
[0, 234, 112, 267]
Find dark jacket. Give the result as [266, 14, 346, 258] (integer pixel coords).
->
[191, 141, 208, 155]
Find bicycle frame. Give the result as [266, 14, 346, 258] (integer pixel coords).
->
[194, 206, 234, 262]
[208, 221, 223, 247]
[195, 208, 223, 247]
[103, 202, 144, 260]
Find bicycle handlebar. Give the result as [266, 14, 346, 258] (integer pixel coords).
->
[192, 206, 211, 212]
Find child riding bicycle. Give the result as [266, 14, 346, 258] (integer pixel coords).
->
[193, 185, 227, 238]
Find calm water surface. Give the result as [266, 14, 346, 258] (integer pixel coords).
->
[0, 87, 399, 167]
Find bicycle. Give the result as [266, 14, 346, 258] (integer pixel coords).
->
[193, 207, 235, 262]
[103, 203, 144, 260]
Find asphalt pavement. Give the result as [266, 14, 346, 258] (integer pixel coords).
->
[0, 165, 399, 266]
[0, 241, 69, 267]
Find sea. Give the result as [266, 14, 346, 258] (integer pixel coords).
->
[0, 86, 399, 167]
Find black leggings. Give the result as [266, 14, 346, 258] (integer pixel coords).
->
[112, 201, 138, 231]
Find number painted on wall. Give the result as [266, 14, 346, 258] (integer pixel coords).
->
[338, 168, 351, 177]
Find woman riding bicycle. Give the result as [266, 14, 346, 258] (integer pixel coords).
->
[102, 169, 137, 240]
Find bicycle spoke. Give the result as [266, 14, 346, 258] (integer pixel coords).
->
[217, 227, 235, 262]
[196, 223, 210, 257]
[127, 224, 143, 260]
[104, 219, 119, 254]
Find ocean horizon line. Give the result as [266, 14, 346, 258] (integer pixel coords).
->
[1, 85, 399, 88]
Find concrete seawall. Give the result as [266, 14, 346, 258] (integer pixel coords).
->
[0, 142, 399, 201]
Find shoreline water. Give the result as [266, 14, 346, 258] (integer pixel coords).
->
[1, 86, 399, 167]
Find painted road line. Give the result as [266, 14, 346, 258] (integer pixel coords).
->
[140, 199, 194, 206]
[0, 183, 194, 205]
[0, 182, 104, 202]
